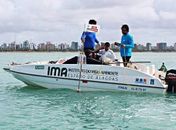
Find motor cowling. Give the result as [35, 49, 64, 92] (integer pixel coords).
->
[165, 69, 176, 93]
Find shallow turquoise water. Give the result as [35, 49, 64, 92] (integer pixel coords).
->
[0, 52, 176, 130]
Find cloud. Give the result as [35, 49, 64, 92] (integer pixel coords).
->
[0, 0, 176, 44]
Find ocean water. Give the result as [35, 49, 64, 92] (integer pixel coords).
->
[0, 52, 176, 130]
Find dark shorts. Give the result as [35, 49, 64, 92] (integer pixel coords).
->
[122, 56, 131, 62]
[122, 56, 131, 67]
[84, 48, 94, 57]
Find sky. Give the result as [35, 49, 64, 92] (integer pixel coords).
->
[0, 0, 176, 45]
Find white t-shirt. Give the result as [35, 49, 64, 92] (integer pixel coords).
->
[98, 49, 116, 62]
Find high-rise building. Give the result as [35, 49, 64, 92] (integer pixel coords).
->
[71, 42, 78, 51]
[136, 44, 145, 51]
[9, 41, 16, 51]
[174, 43, 176, 51]
[1, 43, 7, 50]
[16, 44, 21, 51]
[58, 43, 69, 51]
[38, 43, 46, 51]
[22, 40, 30, 50]
[157, 42, 167, 51]
[146, 43, 152, 51]
[46, 42, 55, 51]
[29, 43, 37, 50]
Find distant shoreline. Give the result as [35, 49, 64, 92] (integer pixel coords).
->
[0, 51, 79, 53]
[0, 51, 176, 53]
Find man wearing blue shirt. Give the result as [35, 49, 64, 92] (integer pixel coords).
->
[81, 19, 99, 57]
[115, 24, 134, 66]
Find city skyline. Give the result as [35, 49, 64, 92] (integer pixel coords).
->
[1, 0, 176, 45]
[1, 40, 176, 52]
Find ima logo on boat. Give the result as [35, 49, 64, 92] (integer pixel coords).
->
[47, 66, 67, 77]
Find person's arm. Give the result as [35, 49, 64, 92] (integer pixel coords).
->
[114, 42, 126, 48]
[94, 34, 100, 46]
[81, 32, 86, 43]
[114, 42, 121, 46]
[95, 38, 99, 44]
[94, 46, 104, 53]
[110, 50, 116, 61]
[94, 33, 99, 43]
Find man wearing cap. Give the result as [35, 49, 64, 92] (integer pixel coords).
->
[81, 19, 100, 57]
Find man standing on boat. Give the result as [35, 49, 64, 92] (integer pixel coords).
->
[81, 19, 100, 57]
[114, 24, 134, 67]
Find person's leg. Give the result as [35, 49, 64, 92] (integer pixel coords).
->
[122, 57, 127, 67]
[122, 56, 131, 67]
[126, 56, 131, 62]
[84, 49, 94, 58]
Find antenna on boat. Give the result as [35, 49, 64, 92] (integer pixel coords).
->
[77, 24, 86, 92]
[77, 52, 83, 92]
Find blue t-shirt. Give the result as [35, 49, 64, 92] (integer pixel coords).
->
[81, 32, 99, 49]
[120, 33, 134, 57]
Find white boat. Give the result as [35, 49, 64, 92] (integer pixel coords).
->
[3, 56, 176, 94]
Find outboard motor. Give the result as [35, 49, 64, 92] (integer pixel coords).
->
[165, 69, 176, 93]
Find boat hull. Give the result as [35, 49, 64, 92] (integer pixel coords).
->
[5, 63, 167, 94]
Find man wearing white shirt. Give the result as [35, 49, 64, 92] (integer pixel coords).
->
[97, 42, 116, 63]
